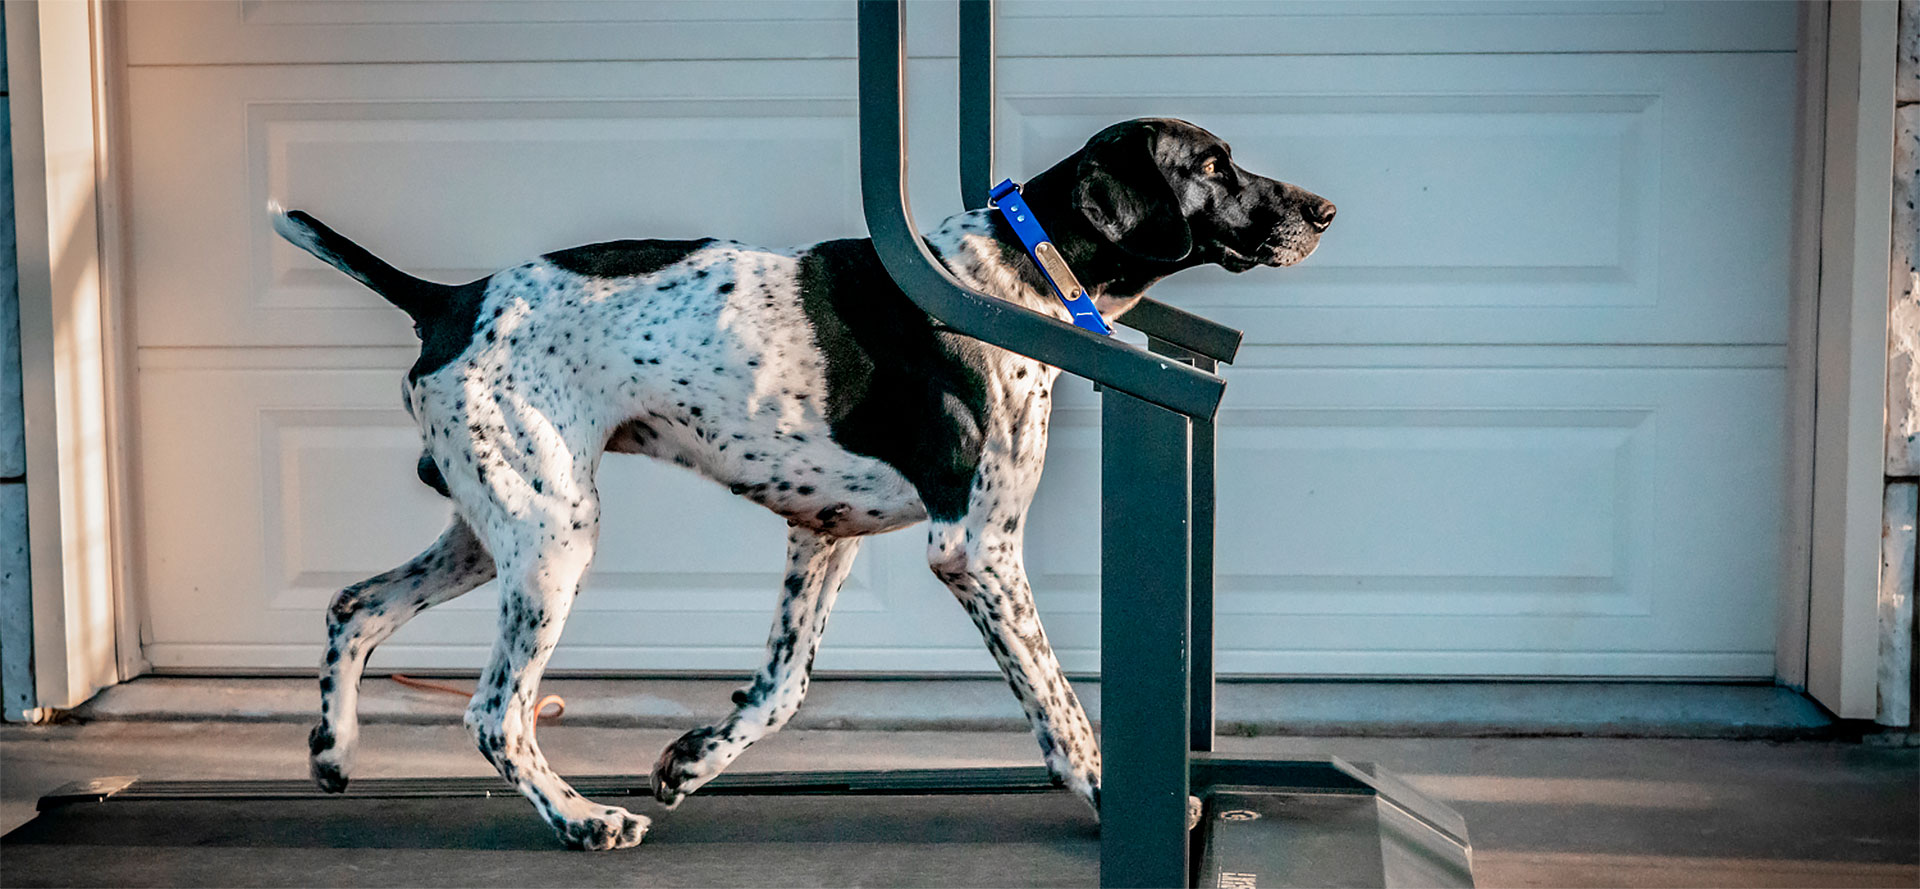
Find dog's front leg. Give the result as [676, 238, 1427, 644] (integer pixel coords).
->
[460, 488, 650, 851]
[929, 518, 1102, 815]
[651, 525, 861, 807]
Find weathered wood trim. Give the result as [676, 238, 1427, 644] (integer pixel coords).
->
[1779, 0, 1831, 691]
[92, 0, 143, 682]
[1807, 0, 1899, 719]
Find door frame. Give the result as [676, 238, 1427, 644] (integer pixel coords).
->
[3, 0, 1891, 713]
[1796, 0, 1899, 719]
[5, 0, 141, 714]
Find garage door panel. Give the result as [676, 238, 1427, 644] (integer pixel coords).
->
[1021, 362, 1783, 676]
[129, 63, 878, 348]
[1002, 52, 1794, 345]
[124, 1, 1794, 66]
[1012, 93, 1658, 294]
[1205, 649, 1774, 678]
[124, 1, 860, 67]
[257, 103, 862, 313]
[1000, 1, 1796, 57]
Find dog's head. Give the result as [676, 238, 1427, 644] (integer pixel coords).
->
[1028, 118, 1334, 279]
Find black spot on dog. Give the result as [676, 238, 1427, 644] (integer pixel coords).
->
[542, 238, 715, 279]
[410, 277, 494, 383]
[796, 239, 990, 522]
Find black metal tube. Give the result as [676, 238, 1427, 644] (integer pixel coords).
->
[1101, 391, 1194, 888]
[959, 0, 995, 211]
[1119, 298, 1244, 366]
[857, 0, 1225, 420]
[1150, 339, 1218, 754]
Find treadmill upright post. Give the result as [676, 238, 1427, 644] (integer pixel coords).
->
[1101, 391, 1194, 888]
[959, 0, 994, 211]
[1148, 338, 1218, 754]
[1190, 387, 1218, 753]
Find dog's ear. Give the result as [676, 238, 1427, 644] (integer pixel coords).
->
[1072, 124, 1194, 263]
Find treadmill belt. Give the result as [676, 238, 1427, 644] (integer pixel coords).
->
[3, 792, 1100, 888]
[6, 760, 1471, 887]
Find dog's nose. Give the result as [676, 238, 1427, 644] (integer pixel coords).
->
[1304, 198, 1336, 231]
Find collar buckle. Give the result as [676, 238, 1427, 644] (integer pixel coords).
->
[989, 178, 1113, 336]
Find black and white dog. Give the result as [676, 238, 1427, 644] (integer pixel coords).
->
[274, 118, 1333, 850]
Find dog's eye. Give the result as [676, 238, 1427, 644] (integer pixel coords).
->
[1201, 158, 1218, 177]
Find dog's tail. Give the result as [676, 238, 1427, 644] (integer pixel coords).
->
[270, 202, 450, 322]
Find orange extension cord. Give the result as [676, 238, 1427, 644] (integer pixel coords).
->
[389, 674, 567, 722]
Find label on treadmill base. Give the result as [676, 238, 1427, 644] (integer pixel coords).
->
[1197, 790, 1475, 889]
[1197, 790, 1386, 889]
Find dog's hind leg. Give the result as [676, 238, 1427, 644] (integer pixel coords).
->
[311, 517, 494, 793]
[651, 525, 861, 807]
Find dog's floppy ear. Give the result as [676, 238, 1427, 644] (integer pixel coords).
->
[1072, 124, 1194, 263]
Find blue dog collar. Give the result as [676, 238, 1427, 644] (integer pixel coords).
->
[988, 179, 1113, 335]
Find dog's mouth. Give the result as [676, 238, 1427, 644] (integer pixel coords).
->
[1216, 213, 1324, 272]
[1219, 238, 1317, 272]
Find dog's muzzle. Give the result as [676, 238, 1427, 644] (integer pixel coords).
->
[1253, 198, 1335, 268]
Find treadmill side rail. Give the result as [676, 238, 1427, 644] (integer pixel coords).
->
[36, 776, 137, 810]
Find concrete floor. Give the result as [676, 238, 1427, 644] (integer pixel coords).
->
[3, 720, 1914, 887]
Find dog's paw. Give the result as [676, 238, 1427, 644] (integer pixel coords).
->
[1046, 757, 1101, 817]
[553, 805, 649, 851]
[650, 725, 722, 808]
[307, 723, 351, 793]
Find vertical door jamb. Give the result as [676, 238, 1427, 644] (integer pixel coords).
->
[1805, 0, 1898, 718]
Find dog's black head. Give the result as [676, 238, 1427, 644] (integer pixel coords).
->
[1022, 118, 1334, 291]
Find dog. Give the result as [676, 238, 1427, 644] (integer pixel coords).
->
[273, 117, 1333, 850]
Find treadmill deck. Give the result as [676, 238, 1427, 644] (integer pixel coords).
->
[3, 761, 1470, 888]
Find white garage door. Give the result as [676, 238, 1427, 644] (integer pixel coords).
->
[124, 1, 1798, 677]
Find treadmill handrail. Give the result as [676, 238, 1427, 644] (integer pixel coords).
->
[858, 0, 1224, 420]
[1115, 299, 1243, 365]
